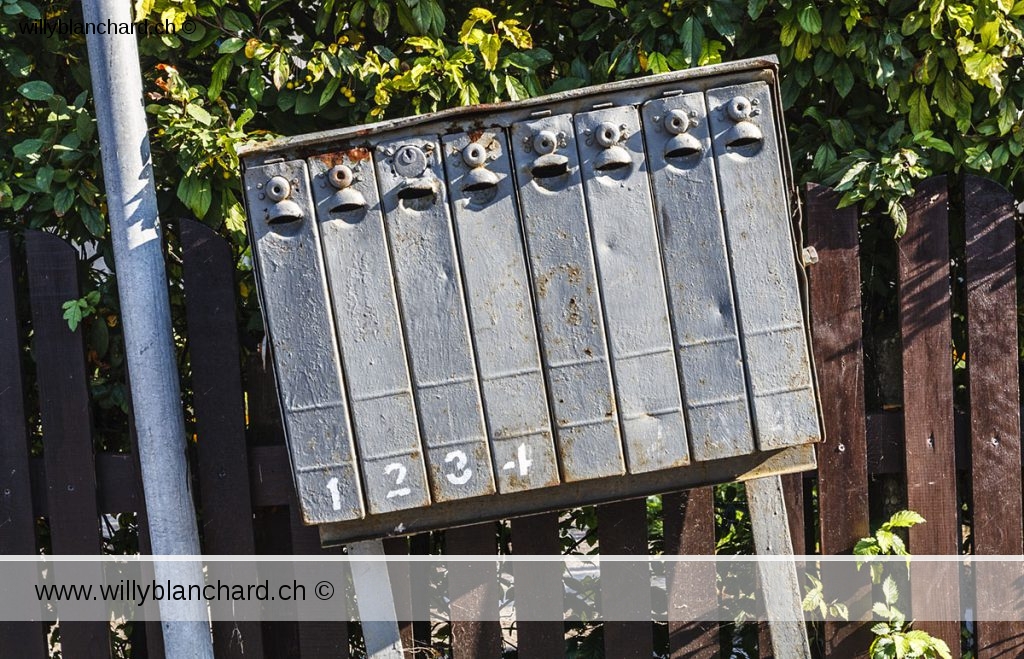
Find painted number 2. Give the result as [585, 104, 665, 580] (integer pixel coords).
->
[444, 450, 473, 485]
[384, 463, 412, 499]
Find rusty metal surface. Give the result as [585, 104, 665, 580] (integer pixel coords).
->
[242, 160, 364, 523]
[706, 82, 820, 451]
[441, 129, 560, 494]
[641, 92, 755, 461]
[574, 105, 689, 472]
[510, 112, 624, 482]
[240, 58, 824, 539]
[374, 135, 496, 502]
[307, 151, 431, 515]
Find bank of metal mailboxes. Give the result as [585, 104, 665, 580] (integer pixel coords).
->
[239, 57, 822, 543]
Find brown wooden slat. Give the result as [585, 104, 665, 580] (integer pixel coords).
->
[897, 177, 960, 648]
[289, 504, 348, 659]
[511, 512, 563, 659]
[180, 219, 265, 659]
[664, 488, 717, 659]
[446, 523, 501, 659]
[26, 230, 109, 657]
[597, 499, 652, 659]
[963, 175, 1024, 658]
[806, 183, 872, 656]
[0, 233, 47, 657]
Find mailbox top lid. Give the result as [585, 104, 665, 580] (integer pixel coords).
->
[238, 55, 780, 166]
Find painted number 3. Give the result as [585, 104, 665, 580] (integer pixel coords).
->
[444, 450, 473, 485]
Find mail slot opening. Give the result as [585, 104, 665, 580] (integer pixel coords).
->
[665, 145, 702, 159]
[595, 159, 630, 173]
[330, 201, 367, 214]
[463, 180, 497, 193]
[727, 136, 761, 148]
[267, 208, 303, 225]
[532, 161, 568, 179]
[397, 186, 435, 201]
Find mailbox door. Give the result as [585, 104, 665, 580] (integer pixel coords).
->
[307, 151, 431, 514]
[442, 129, 560, 493]
[243, 160, 364, 523]
[510, 113, 624, 481]
[706, 82, 821, 449]
[375, 136, 496, 501]
[641, 93, 755, 461]
[574, 105, 689, 472]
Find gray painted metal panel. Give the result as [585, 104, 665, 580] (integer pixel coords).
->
[705, 82, 820, 449]
[243, 160, 364, 522]
[574, 106, 689, 472]
[441, 130, 560, 493]
[375, 136, 496, 501]
[509, 113, 624, 482]
[641, 93, 756, 460]
[307, 151, 431, 514]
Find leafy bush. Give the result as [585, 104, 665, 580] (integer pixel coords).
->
[0, 0, 1019, 522]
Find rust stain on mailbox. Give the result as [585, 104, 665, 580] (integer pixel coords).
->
[238, 56, 824, 544]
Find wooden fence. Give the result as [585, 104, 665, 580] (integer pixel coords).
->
[0, 175, 1019, 658]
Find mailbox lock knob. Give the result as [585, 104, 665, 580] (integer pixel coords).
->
[393, 144, 428, 178]
[462, 143, 488, 168]
[595, 122, 621, 147]
[533, 130, 559, 155]
[664, 109, 692, 135]
[328, 165, 355, 189]
[727, 96, 755, 122]
[266, 176, 291, 202]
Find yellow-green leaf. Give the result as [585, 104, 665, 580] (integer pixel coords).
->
[907, 87, 932, 133]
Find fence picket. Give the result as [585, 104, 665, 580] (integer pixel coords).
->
[664, 488, 717, 659]
[447, 523, 502, 659]
[0, 232, 47, 658]
[806, 183, 872, 656]
[597, 499, 652, 659]
[512, 512, 563, 658]
[963, 175, 1024, 658]
[180, 218, 265, 659]
[897, 177, 960, 649]
[26, 230, 109, 657]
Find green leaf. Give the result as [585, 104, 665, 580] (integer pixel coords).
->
[467, 7, 495, 22]
[479, 32, 500, 70]
[648, 52, 670, 73]
[18, 80, 54, 101]
[889, 200, 908, 238]
[748, 0, 768, 19]
[679, 17, 704, 66]
[882, 576, 899, 605]
[907, 87, 931, 134]
[319, 76, 342, 107]
[80, 204, 105, 238]
[588, 0, 617, 7]
[186, 103, 214, 126]
[62, 300, 84, 332]
[827, 61, 851, 97]
[53, 187, 74, 216]
[218, 37, 245, 54]
[35, 165, 54, 193]
[17, 1, 41, 19]
[208, 54, 233, 100]
[885, 510, 925, 529]
[797, 3, 822, 34]
[373, 1, 390, 32]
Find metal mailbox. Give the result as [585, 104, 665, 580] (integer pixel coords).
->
[239, 57, 823, 544]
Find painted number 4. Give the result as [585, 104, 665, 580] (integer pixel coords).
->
[502, 443, 533, 477]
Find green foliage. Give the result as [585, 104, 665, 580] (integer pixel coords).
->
[62, 290, 100, 332]
[852, 510, 952, 659]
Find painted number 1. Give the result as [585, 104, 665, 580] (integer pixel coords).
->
[326, 476, 342, 511]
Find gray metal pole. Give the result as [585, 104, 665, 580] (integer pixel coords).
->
[81, 3, 214, 657]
